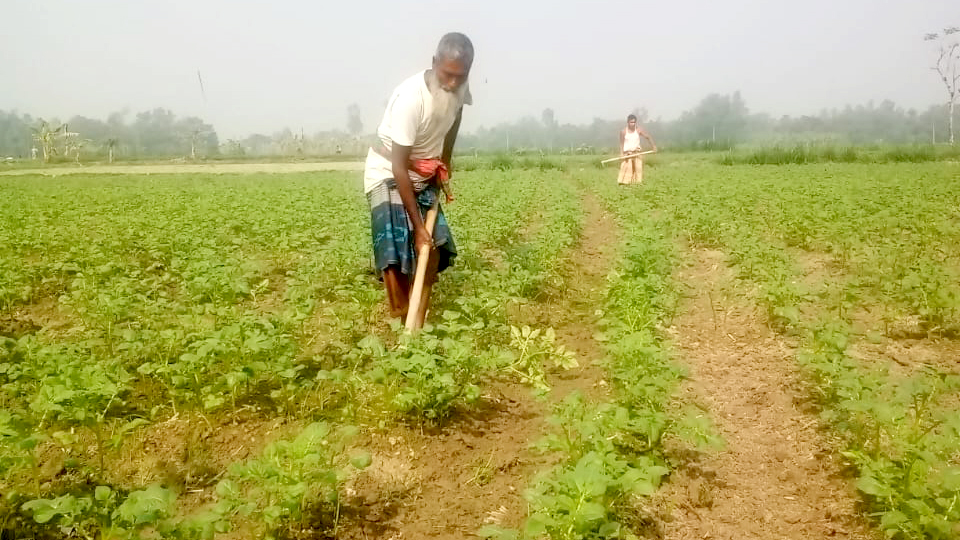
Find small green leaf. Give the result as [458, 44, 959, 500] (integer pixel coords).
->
[95, 485, 113, 502]
[350, 453, 372, 470]
[855, 474, 892, 497]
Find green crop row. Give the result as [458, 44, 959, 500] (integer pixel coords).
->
[481, 178, 720, 540]
[642, 162, 960, 539]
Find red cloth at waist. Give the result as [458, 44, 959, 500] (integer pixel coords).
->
[374, 145, 449, 182]
[410, 158, 449, 182]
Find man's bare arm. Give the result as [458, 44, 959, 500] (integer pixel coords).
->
[391, 143, 431, 250]
[637, 126, 658, 151]
[438, 109, 462, 203]
[442, 108, 463, 167]
[618, 129, 625, 155]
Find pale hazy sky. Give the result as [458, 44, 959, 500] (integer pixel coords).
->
[2, 0, 956, 138]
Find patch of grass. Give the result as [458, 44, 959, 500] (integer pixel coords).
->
[879, 145, 936, 163]
[466, 452, 496, 487]
[720, 144, 959, 166]
[537, 157, 565, 172]
[490, 154, 515, 171]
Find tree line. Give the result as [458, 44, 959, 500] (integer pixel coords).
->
[458, 94, 955, 154]
[0, 109, 218, 162]
[467, 27, 957, 153]
[0, 107, 373, 161]
[0, 95, 954, 162]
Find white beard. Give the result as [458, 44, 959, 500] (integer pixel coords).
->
[427, 70, 466, 124]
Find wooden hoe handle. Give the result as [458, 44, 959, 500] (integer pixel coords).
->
[405, 201, 439, 332]
[600, 149, 657, 164]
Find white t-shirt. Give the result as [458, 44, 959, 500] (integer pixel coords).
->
[363, 70, 472, 193]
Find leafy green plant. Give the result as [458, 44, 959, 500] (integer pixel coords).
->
[503, 325, 577, 394]
[800, 321, 960, 539]
[483, 451, 661, 540]
[212, 422, 368, 540]
[21, 350, 130, 475]
[367, 320, 491, 421]
[482, 394, 672, 540]
[136, 314, 300, 411]
[22, 484, 177, 540]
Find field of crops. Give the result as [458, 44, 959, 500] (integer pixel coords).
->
[1, 158, 958, 539]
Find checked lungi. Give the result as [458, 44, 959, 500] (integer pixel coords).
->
[366, 178, 457, 278]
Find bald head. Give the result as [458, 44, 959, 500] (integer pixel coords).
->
[435, 32, 474, 67]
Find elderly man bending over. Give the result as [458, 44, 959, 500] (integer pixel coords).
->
[363, 33, 474, 319]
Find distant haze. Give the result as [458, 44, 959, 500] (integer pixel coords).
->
[2, 0, 956, 139]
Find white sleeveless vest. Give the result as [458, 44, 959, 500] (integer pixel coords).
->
[623, 129, 641, 152]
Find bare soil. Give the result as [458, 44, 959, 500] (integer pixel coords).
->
[537, 193, 617, 401]
[109, 412, 300, 493]
[654, 247, 880, 540]
[849, 336, 960, 376]
[0, 296, 77, 338]
[337, 382, 549, 539]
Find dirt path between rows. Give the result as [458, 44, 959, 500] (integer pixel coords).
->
[519, 191, 618, 401]
[656, 247, 879, 540]
[338, 189, 618, 539]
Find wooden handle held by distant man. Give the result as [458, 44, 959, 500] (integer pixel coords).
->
[600, 149, 657, 164]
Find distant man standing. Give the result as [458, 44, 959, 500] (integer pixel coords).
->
[363, 33, 474, 319]
[618, 114, 656, 185]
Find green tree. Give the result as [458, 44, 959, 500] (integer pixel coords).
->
[676, 92, 749, 146]
[0, 111, 33, 157]
[177, 116, 217, 159]
[66, 116, 110, 142]
[132, 108, 178, 156]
